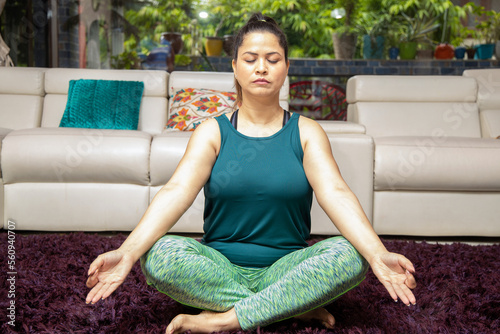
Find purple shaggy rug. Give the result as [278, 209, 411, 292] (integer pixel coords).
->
[1, 232, 499, 334]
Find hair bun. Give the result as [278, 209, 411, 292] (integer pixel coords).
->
[248, 12, 278, 26]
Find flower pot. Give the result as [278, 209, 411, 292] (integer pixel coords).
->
[332, 32, 357, 60]
[388, 47, 399, 59]
[495, 41, 500, 60]
[399, 42, 417, 60]
[475, 44, 495, 59]
[205, 37, 224, 57]
[161, 32, 183, 54]
[455, 47, 466, 59]
[362, 35, 385, 59]
[223, 35, 234, 57]
[466, 48, 476, 60]
[434, 43, 454, 59]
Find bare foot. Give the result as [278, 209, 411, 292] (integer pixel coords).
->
[165, 309, 241, 334]
[295, 307, 335, 329]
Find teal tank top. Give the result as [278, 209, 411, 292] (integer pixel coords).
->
[201, 112, 313, 268]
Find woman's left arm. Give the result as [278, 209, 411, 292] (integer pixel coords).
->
[300, 117, 417, 305]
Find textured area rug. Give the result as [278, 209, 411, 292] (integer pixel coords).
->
[0, 232, 499, 334]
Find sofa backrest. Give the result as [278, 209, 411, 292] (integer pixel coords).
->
[167, 71, 290, 116]
[463, 69, 500, 138]
[0, 67, 45, 131]
[346, 75, 481, 138]
[42, 68, 169, 135]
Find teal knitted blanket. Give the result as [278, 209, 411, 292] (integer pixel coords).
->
[60, 79, 145, 130]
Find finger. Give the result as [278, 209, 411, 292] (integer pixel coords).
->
[398, 256, 416, 274]
[394, 281, 416, 306]
[380, 280, 399, 302]
[101, 282, 121, 300]
[86, 282, 103, 304]
[405, 270, 417, 289]
[86, 270, 99, 288]
[88, 256, 104, 276]
[90, 282, 111, 304]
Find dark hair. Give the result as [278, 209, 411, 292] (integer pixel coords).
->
[233, 13, 288, 108]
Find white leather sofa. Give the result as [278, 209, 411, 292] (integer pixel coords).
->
[347, 74, 500, 236]
[0, 68, 373, 235]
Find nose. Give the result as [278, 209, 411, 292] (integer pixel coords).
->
[256, 58, 267, 74]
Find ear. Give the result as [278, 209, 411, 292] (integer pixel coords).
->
[286, 59, 290, 74]
[232, 59, 237, 74]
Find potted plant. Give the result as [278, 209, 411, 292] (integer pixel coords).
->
[125, 0, 191, 55]
[358, 11, 392, 59]
[204, 17, 225, 57]
[465, 3, 500, 60]
[330, 0, 360, 59]
[398, 12, 440, 60]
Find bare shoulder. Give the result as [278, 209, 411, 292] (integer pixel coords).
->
[297, 115, 329, 150]
[186, 117, 221, 155]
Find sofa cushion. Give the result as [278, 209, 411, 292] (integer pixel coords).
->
[348, 102, 481, 138]
[0, 95, 43, 129]
[0, 67, 45, 96]
[165, 88, 236, 131]
[346, 75, 477, 104]
[374, 136, 500, 191]
[480, 110, 500, 138]
[59, 79, 144, 130]
[150, 132, 191, 186]
[1, 128, 151, 185]
[42, 68, 168, 135]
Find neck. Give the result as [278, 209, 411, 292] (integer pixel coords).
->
[235, 94, 284, 138]
[238, 93, 282, 125]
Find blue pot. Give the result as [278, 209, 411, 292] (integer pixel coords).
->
[362, 35, 385, 59]
[454, 46, 466, 59]
[389, 47, 399, 60]
[475, 44, 495, 59]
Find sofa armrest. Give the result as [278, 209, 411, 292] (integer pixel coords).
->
[316, 120, 365, 134]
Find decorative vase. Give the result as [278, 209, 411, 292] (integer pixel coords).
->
[434, 43, 455, 59]
[475, 44, 495, 59]
[454, 46, 466, 59]
[223, 35, 234, 57]
[466, 48, 476, 60]
[388, 47, 399, 60]
[205, 37, 224, 56]
[399, 42, 417, 60]
[362, 35, 385, 59]
[161, 32, 183, 54]
[332, 32, 357, 60]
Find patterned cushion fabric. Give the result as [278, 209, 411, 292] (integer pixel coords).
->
[165, 88, 236, 131]
[60, 79, 144, 130]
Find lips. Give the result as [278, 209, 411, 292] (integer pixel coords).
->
[253, 78, 270, 84]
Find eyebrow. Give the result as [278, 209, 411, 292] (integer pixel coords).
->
[242, 51, 282, 57]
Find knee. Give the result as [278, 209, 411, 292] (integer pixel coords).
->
[140, 235, 201, 283]
[315, 237, 369, 280]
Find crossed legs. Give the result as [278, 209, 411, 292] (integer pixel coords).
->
[141, 235, 368, 333]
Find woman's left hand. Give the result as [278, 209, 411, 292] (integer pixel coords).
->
[369, 252, 417, 306]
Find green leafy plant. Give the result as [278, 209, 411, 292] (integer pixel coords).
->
[465, 2, 500, 44]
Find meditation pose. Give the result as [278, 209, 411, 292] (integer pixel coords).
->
[86, 13, 417, 334]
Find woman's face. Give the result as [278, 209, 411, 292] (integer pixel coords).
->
[232, 31, 289, 101]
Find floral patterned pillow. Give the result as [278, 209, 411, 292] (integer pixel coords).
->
[165, 88, 237, 131]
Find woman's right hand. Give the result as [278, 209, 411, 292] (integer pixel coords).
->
[85, 250, 135, 305]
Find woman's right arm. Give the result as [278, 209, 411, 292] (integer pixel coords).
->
[85, 118, 220, 304]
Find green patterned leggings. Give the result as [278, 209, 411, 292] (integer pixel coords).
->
[140, 235, 368, 330]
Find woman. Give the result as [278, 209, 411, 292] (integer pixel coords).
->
[86, 13, 417, 334]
